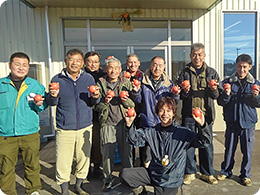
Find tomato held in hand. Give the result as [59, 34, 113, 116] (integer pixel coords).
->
[119, 91, 128, 98]
[181, 80, 190, 88]
[127, 108, 136, 117]
[133, 79, 140, 86]
[50, 82, 59, 90]
[172, 85, 179, 93]
[124, 72, 131, 79]
[209, 79, 216, 87]
[252, 84, 259, 91]
[223, 83, 231, 90]
[193, 108, 201, 117]
[88, 85, 97, 93]
[107, 90, 115, 98]
[34, 94, 42, 102]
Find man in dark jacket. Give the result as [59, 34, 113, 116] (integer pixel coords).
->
[177, 43, 221, 185]
[94, 56, 135, 192]
[120, 97, 211, 195]
[132, 56, 179, 168]
[50, 49, 100, 195]
[84, 51, 106, 179]
[217, 54, 260, 186]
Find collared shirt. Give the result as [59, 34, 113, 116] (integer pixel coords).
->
[65, 69, 83, 81]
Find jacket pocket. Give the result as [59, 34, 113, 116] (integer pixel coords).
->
[0, 91, 9, 109]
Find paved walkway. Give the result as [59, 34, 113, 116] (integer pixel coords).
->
[14, 131, 260, 195]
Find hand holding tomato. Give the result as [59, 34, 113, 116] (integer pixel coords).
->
[124, 72, 131, 79]
[252, 84, 260, 97]
[223, 83, 231, 95]
[33, 94, 44, 107]
[192, 108, 205, 126]
[181, 80, 190, 93]
[125, 107, 136, 127]
[132, 80, 141, 92]
[49, 82, 60, 97]
[172, 85, 180, 95]
[208, 79, 219, 90]
[120, 90, 129, 102]
[105, 90, 115, 103]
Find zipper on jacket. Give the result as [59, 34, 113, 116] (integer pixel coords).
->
[73, 82, 81, 130]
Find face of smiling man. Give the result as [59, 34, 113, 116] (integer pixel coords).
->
[9, 57, 30, 81]
[158, 104, 175, 127]
[105, 61, 122, 82]
[150, 57, 165, 80]
[65, 53, 84, 78]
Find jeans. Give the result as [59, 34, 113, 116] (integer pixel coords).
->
[183, 116, 215, 175]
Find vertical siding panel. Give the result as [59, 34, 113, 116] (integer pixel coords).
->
[209, 8, 216, 70]
[204, 12, 210, 66]
[7, 0, 17, 52]
[28, 9, 36, 59]
[175, 9, 181, 18]
[20, 3, 30, 54]
[233, 0, 239, 10]
[0, 2, 10, 61]
[244, 0, 250, 10]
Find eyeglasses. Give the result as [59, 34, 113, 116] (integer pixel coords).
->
[87, 60, 100, 64]
[68, 58, 83, 64]
[151, 63, 164, 69]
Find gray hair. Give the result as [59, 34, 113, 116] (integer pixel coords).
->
[126, 53, 140, 62]
[191, 43, 205, 53]
[105, 56, 121, 67]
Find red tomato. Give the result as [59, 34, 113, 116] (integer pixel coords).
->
[172, 85, 179, 93]
[107, 90, 115, 98]
[34, 94, 42, 102]
[50, 82, 59, 90]
[193, 108, 201, 117]
[133, 79, 140, 86]
[223, 83, 231, 90]
[88, 85, 97, 93]
[181, 80, 190, 88]
[127, 108, 136, 117]
[209, 79, 216, 87]
[252, 84, 259, 91]
[119, 91, 128, 98]
[124, 72, 131, 79]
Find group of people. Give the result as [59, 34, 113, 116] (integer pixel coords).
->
[0, 42, 259, 195]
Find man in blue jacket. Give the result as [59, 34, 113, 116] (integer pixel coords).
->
[132, 56, 179, 168]
[50, 49, 100, 195]
[120, 97, 211, 195]
[0, 52, 57, 195]
[217, 54, 260, 186]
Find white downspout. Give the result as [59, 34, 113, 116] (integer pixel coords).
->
[45, 6, 55, 137]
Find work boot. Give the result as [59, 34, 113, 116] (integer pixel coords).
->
[75, 178, 89, 195]
[132, 186, 146, 195]
[60, 182, 69, 195]
[183, 173, 196, 185]
[217, 174, 227, 181]
[242, 177, 252, 187]
[200, 174, 218, 184]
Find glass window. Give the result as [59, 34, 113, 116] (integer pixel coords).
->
[224, 13, 256, 77]
[133, 49, 165, 72]
[171, 21, 192, 41]
[96, 49, 127, 70]
[171, 46, 191, 82]
[63, 19, 88, 42]
[91, 20, 167, 45]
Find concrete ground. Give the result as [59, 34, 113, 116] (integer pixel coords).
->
[14, 131, 260, 195]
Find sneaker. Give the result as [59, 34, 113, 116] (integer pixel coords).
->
[30, 192, 40, 195]
[183, 173, 196, 185]
[132, 186, 146, 195]
[217, 174, 227, 181]
[144, 161, 150, 168]
[200, 174, 218, 184]
[242, 177, 252, 187]
[102, 176, 115, 192]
